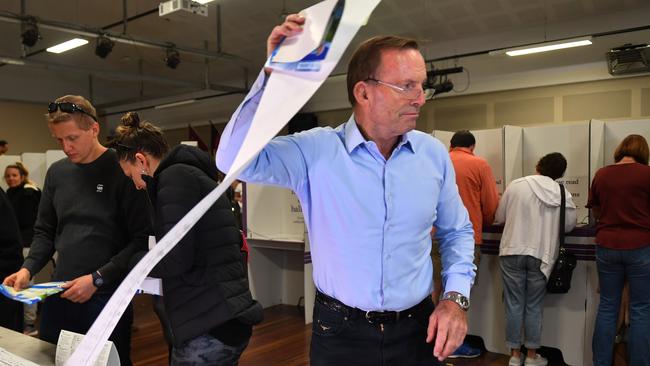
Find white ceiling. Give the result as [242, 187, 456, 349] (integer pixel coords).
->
[1, 0, 649, 129]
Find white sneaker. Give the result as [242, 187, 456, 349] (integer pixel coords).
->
[509, 355, 523, 366]
[524, 354, 548, 366]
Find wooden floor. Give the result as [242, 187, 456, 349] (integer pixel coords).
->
[132, 294, 615, 366]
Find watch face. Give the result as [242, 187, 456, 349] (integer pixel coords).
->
[93, 273, 103, 287]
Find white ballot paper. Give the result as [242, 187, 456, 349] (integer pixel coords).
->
[65, 1, 381, 365]
[136, 236, 163, 295]
[0, 347, 40, 366]
[271, 0, 339, 63]
[56, 330, 118, 366]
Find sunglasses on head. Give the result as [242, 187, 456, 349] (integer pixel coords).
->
[48, 102, 98, 122]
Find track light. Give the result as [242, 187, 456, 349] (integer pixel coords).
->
[95, 35, 114, 58]
[21, 18, 40, 47]
[165, 47, 180, 69]
[431, 80, 454, 95]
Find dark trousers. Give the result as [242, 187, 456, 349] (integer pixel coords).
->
[40, 293, 134, 366]
[310, 293, 442, 366]
[0, 295, 23, 332]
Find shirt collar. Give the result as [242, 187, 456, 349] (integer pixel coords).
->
[344, 115, 414, 155]
[449, 147, 474, 155]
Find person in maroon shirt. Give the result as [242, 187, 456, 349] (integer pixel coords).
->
[587, 134, 650, 366]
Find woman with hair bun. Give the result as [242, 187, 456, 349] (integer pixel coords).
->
[113, 112, 262, 365]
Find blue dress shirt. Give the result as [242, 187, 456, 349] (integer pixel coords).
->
[217, 72, 475, 311]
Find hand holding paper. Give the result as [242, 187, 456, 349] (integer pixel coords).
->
[3, 267, 31, 291]
[60, 275, 97, 303]
[266, 14, 305, 57]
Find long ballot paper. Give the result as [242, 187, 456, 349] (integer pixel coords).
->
[65, 1, 381, 365]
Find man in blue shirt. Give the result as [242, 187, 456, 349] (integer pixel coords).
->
[217, 14, 476, 366]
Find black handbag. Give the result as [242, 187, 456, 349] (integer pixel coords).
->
[546, 183, 577, 294]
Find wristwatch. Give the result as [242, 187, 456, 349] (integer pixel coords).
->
[91, 271, 104, 288]
[440, 291, 470, 311]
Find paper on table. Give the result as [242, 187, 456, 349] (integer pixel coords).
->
[271, 0, 338, 63]
[64, 1, 380, 365]
[55, 331, 117, 366]
[0, 347, 40, 366]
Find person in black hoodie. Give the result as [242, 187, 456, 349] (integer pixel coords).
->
[112, 112, 262, 366]
[0, 187, 23, 332]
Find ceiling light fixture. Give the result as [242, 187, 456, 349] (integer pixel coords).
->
[493, 36, 593, 57]
[193, 0, 215, 4]
[165, 46, 181, 69]
[95, 35, 115, 58]
[21, 18, 40, 47]
[46, 38, 89, 54]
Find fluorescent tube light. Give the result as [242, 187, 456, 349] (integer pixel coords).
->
[154, 99, 196, 109]
[193, 0, 214, 4]
[0, 57, 26, 66]
[46, 38, 89, 54]
[504, 37, 592, 57]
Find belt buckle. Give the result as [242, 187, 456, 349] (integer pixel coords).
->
[365, 310, 399, 324]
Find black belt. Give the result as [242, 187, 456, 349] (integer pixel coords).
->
[315, 290, 429, 324]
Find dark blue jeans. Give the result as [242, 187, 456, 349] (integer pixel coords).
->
[310, 295, 441, 366]
[171, 334, 249, 366]
[40, 293, 134, 366]
[593, 245, 650, 366]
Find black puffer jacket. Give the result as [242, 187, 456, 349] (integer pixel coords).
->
[0, 188, 22, 278]
[7, 183, 40, 247]
[144, 145, 263, 346]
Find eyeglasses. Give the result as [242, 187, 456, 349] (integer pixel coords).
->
[365, 78, 434, 100]
[48, 102, 98, 122]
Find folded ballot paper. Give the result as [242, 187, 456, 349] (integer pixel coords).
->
[0, 282, 65, 305]
[265, 0, 344, 73]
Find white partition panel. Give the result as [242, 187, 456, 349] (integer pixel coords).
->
[431, 130, 453, 148]
[522, 122, 590, 223]
[0, 154, 22, 190]
[45, 150, 66, 170]
[473, 129, 505, 194]
[433, 129, 505, 193]
[20, 153, 46, 189]
[246, 183, 305, 242]
[589, 119, 606, 183]
[503, 126, 523, 187]
[603, 119, 650, 165]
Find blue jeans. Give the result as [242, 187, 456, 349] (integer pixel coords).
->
[500, 255, 547, 350]
[593, 245, 650, 366]
[171, 334, 249, 366]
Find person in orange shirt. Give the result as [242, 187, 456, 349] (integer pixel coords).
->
[432, 130, 500, 359]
